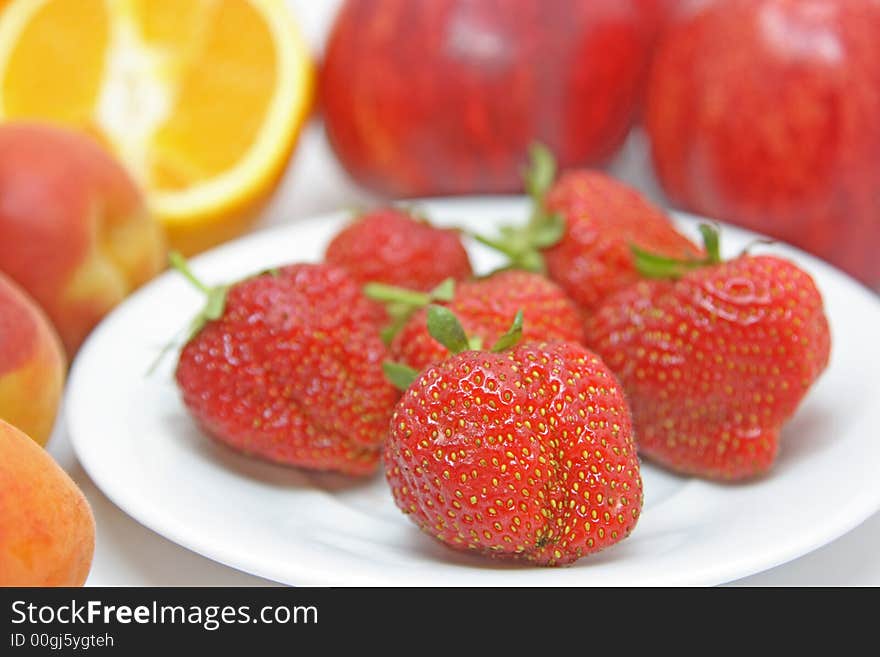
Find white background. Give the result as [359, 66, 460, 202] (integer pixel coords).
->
[44, 0, 880, 586]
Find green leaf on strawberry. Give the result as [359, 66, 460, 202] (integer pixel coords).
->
[631, 223, 723, 279]
[365, 277, 457, 344]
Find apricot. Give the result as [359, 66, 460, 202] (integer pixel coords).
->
[0, 419, 95, 586]
[0, 272, 66, 445]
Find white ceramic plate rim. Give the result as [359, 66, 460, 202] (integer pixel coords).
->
[66, 196, 880, 586]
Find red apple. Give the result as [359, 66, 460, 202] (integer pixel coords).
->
[0, 122, 166, 356]
[635, 0, 682, 43]
[320, 0, 655, 197]
[646, 0, 880, 287]
[631, 0, 683, 120]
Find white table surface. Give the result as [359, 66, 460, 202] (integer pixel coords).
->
[46, 0, 880, 587]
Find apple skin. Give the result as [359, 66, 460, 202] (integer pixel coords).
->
[635, 0, 681, 42]
[320, 0, 654, 197]
[0, 272, 66, 446]
[0, 418, 95, 587]
[0, 122, 166, 356]
[646, 0, 880, 287]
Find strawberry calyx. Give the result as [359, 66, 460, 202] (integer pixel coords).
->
[632, 223, 723, 279]
[168, 251, 234, 343]
[383, 306, 525, 391]
[147, 251, 235, 375]
[364, 277, 456, 344]
[427, 304, 524, 354]
[470, 143, 566, 274]
[149, 253, 283, 375]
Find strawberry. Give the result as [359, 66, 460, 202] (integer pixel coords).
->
[384, 307, 642, 565]
[171, 256, 399, 476]
[475, 144, 700, 312]
[325, 206, 473, 292]
[585, 226, 831, 480]
[384, 270, 585, 371]
[543, 170, 702, 312]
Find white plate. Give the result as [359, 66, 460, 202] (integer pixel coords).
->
[66, 197, 880, 586]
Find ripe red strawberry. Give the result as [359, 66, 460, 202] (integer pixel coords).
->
[172, 257, 399, 476]
[325, 206, 473, 292]
[585, 226, 831, 480]
[388, 270, 585, 371]
[475, 145, 700, 312]
[385, 307, 643, 565]
[543, 169, 702, 311]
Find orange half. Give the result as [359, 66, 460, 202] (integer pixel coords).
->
[0, 0, 315, 254]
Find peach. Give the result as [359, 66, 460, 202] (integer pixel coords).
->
[0, 419, 95, 586]
[0, 122, 166, 357]
[0, 272, 66, 446]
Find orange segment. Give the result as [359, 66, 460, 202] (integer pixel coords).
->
[150, 0, 278, 191]
[133, 0, 212, 48]
[0, 0, 314, 255]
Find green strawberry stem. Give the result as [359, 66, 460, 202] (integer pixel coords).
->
[168, 251, 210, 293]
[148, 252, 226, 375]
[469, 142, 565, 274]
[148, 254, 273, 376]
[698, 224, 722, 263]
[523, 142, 558, 228]
[383, 306, 526, 391]
[364, 277, 455, 307]
[168, 251, 231, 336]
[427, 277, 456, 302]
[365, 278, 456, 344]
[145, 251, 230, 368]
[363, 283, 433, 308]
[632, 223, 723, 279]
